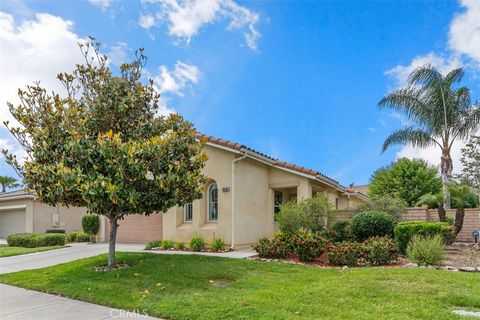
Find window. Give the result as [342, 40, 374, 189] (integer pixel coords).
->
[184, 202, 193, 222]
[208, 183, 218, 221]
[290, 194, 297, 202]
[335, 198, 339, 210]
[274, 191, 283, 214]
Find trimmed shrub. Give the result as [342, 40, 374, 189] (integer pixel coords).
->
[252, 237, 290, 259]
[394, 221, 453, 254]
[316, 229, 339, 243]
[189, 236, 205, 251]
[46, 229, 65, 234]
[82, 214, 100, 242]
[350, 211, 395, 241]
[7, 233, 66, 248]
[276, 201, 306, 233]
[75, 231, 91, 242]
[211, 238, 225, 252]
[406, 235, 445, 266]
[66, 231, 79, 242]
[161, 240, 174, 250]
[327, 242, 363, 266]
[362, 236, 398, 265]
[174, 242, 185, 251]
[145, 239, 161, 250]
[291, 229, 328, 262]
[331, 221, 354, 242]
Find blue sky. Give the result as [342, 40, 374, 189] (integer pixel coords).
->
[1, 0, 479, 187]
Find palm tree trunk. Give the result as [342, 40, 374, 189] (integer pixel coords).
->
[438, 205, 447, 222]
[453, 207, 465, 236]
[441, 151, 453, 209]
[108, 218, 118, 269]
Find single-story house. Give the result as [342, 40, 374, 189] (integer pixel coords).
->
[0, 134, 367, 247]
[0, 190, 87, 239]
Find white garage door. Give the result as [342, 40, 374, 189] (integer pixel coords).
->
[0, 210, 26, 239]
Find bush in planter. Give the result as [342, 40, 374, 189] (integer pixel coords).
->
[174, 242, 185, 251]
[350, 211, 394, 241]
[161, 240, 174, 250]
[327, 242, 364, 266]
[66, 231, 79, 242]
[331, 221, 354, 242]
[362, 236, 398, 265]
[82, 214, 100, 242]
[291, 230, 328, 262]
[189, 235, 205, 251]
[252, 237, 290, 259]
[406, 235, 445, 266]
[74, 231, 91, 242]
[46, 229, 65, 234]
[211, 238, 225, 252]
[145, 239, 161, 250]
[394, 221, 453, 254]
[7, 233, 66, 247]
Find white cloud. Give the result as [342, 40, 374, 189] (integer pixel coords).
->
[449, 0, 480, 62]
[368, 127, 376, 133]
[88, 0, 112, 10]
[106, 41, 128, 66]
[139, 14, 156, 29]
[141, 0, 261, 50]
[151, 61, 201, 115]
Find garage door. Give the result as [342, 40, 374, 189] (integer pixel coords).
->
[106, 214, 163, 244]
[0, 209, 26, 239]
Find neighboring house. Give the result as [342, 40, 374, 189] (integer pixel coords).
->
[108, 134, 368, 247]
[0, 190, 87, 239]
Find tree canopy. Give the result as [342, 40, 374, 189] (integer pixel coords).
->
[456, 135, 480, 189]
[3, 38, 207, 268]
[368, 158, 442, 207]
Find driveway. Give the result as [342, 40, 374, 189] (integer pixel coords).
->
[0, 242, 256, 274]
[0, 284, 162, 320]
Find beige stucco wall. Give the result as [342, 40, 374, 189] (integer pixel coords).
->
[33, 202, 87, 233]
[162, 144, 364, 248]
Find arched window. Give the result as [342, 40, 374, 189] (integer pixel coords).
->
[208, 182, 218, 221]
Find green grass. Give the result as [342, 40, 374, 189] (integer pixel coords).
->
[0, 253, 479, 319]
[0, 245, 66, 258]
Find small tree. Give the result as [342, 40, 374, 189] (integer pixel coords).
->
[456, 135, 480, 189]
[354, 196, 407, 221]
[3, 38, 207, 268]
[0, 176, 19, 192]
[368, 158, 442, 207]
[82, 214, 100, 243]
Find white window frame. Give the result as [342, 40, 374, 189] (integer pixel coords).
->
[207, 182, 218, 221]
[184, 202, 193, 222]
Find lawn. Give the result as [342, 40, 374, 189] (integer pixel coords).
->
[0, 245, 66, 258]
[0, 253, 478, 320]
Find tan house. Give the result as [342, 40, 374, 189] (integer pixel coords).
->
[108, 134, 368, 247]
[0, 190, 87, 239]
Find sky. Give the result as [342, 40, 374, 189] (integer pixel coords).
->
[0, 0, 479, 187]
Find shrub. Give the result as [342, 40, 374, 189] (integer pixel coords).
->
[7, 233, 66, 248]
[394, 221, 453, 254]
[276, 194, 335, 233]
[354, 197, 407, 221]
[161, 240, 174, 250]
[145, 240, 161, 250]
[189, 235, 205, 251]
[406, 235, 445, 266]
[252, 237, 290, 259]
[46, 229, 65, 234]
[291, 229, 328, 262]
[331, 221, 354, 242]
[82, 214, 100, 242]
[316, 229, 339, 243]
[75, 231, 91, 242]
[174, 242, 185, 251]
[327, 242, 363, 266]
[66, 231, 79, 242]
[362, 236, 398, 265]
[350, 211, 394, 241]
[211, 238, 225, 252]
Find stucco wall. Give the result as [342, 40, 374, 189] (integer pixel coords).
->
[33, 202, 87, 233]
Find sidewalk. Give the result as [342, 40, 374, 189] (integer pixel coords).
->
[0, 284, 162, 320]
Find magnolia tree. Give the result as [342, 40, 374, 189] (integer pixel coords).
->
[3, 38, 207, 268]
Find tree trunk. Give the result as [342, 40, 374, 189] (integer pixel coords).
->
[440, 151, 453, 209]
[453, 207, 465, 236]
[108, 218, 118, 269]
[438, 205, 447, 222]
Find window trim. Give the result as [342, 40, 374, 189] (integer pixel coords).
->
[274, 191, 283, 214]
[184, 202, 193, 222]
[207, 182, 218, 222]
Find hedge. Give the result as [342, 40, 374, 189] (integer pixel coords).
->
[7, 233, 66, 248]
[46, 229, 65, 234]
[350, 211, 395, 241]
[394, 221, 453, 254]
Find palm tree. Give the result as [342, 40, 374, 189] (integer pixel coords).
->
[0, 175, 19, 192]
[379, 65, 480, 210]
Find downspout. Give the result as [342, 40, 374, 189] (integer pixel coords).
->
[231, 150, 248, 250]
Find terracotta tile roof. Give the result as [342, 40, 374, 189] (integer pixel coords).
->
[196, 133, 339, 185]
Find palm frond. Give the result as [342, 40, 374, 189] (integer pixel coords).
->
[407, 65, 443, 87]
[444, 68, 464, 86]
[382, 127, 440, 153]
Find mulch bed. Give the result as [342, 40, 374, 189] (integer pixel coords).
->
[442, 243, 480, 268]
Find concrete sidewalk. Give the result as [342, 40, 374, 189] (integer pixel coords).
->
[0, 242, 256, 274]
[0, 283, 162, 320]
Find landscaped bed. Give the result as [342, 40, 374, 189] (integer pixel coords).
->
[0, 252, 479, 319]
[0, 245, 66, 258]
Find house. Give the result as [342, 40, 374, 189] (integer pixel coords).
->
[0, 190, 87, 239]
[107, 134, 368, 247]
